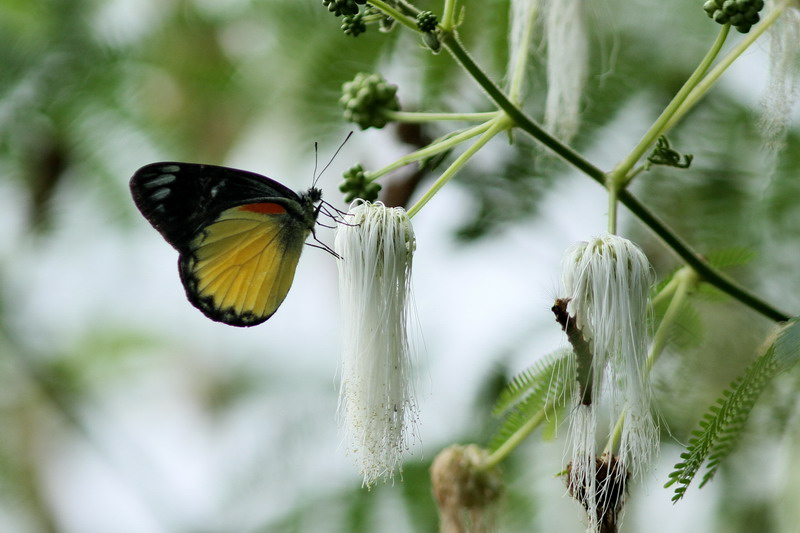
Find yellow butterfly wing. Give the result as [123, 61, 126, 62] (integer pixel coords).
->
[179, 203, 311, 326]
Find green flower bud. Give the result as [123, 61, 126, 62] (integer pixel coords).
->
[342, 13, 367, 36]
[379, 15, 396, 32]
[340, 164, 381, 202]
[416, 11, 438, 33]
[704, 0, 765, 33]
[703, 0, 720, 15]
[422, 31, 441, 54]
[431, 445, 503, 526]
[340, 72, 400, 130]
[322, 0, 360, 17]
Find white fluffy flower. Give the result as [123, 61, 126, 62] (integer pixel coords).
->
[334, 201, 419, 486]
[760, 3, 800, 154]
[560, 234, 656, 530]
[544, 0, 589, 142]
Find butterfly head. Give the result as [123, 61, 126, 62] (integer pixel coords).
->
[306, 187, 323, 205]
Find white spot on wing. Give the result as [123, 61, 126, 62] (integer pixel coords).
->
[144, 174, 176, 188]
[150, 188, 170, 201]
[161, 165, 180, 172]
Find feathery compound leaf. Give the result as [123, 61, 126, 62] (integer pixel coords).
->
[773, 318, 800, 373]
[655, 299, 704, 351]
[665, 348, 779, 501]
[488, 348, 574, 452]
[704, 247, 757, 270]
[492, 348, 573, 417]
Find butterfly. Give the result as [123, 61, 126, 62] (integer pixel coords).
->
[130, 162, 324, 327]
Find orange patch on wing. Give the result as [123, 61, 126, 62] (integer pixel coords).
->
[238, 202, 286, 215]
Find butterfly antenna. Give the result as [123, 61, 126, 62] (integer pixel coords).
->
[312, 131, 353, 188]
[312, 141, 320, 186]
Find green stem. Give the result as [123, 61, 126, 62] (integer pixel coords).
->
[651, 276, 680, 309]
[604, 268, 698, 455]
[483, 402, 552, 470]
[439, 29, 791, 323]
[407, 116, 511, 217]
[369, 0, 420, 31]
[647, 268, 698, 372]
[664, 2, 790, 133]
[604, 410, 626, 456]
[608, 179, 619, 234]
[368, 120, 494, 181]
[608, 25, 730, 189]
[441, 30, 605, 182]
[619, 189, 790, 322]
[441, 0, 458, 30]
[384, 110, 499, 123]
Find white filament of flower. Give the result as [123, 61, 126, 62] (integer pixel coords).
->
[544, 0, 589, 142]
[335, 201, 419, 487]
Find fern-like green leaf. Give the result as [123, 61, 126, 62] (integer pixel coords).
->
[665, 348, 779, 501]
[704, 247, 757, 270]
[773, 318, 800, 373]
[661, 300, 704, 350]
[488, 348, 574, 452]
[492, 347, 573, 417]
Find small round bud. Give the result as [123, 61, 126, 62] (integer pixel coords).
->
[339, 72, 400, 130]
[342, 13, 366, 36]
[340, 164, 381, 202]
[416, 11, 439, 33]
[703, 0, 720, 15]
[431, 445, 503, 531]
[322, 0, 360, 17]
[704, 0, 765, 32]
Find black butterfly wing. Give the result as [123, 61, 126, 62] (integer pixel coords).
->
[130, 162, 301, 251]
[130, 162, 321, 327]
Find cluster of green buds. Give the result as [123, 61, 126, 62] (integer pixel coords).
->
[703, 0, 764, 33]
[340, 72, 400, 130]
[326, 2, 396, 36]
[416, 11, 441, 53]
[341, 13, 366, 36]
[322, 0, 366, 17]
[340, 163, 381, 202]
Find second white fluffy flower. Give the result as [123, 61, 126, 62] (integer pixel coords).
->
[560, 233, 657, 531]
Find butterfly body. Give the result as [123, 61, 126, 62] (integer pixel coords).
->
[130, 162, 322, 327]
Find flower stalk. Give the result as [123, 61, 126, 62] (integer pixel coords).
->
[407, 115, 511, 217]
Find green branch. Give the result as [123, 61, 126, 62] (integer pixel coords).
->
[440, 30, 605, 182]
[384, 110, 498, 123]
[368, 0, 420, 31]
[619, 190, 790, 322]
[438, 28, 791, 323]
[483, 403, 550, 470]
[609, 25, 730, 189]
[367, 120, 495, 181]
[664, 2, 790, 132]
[407, 115, 511, 217]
